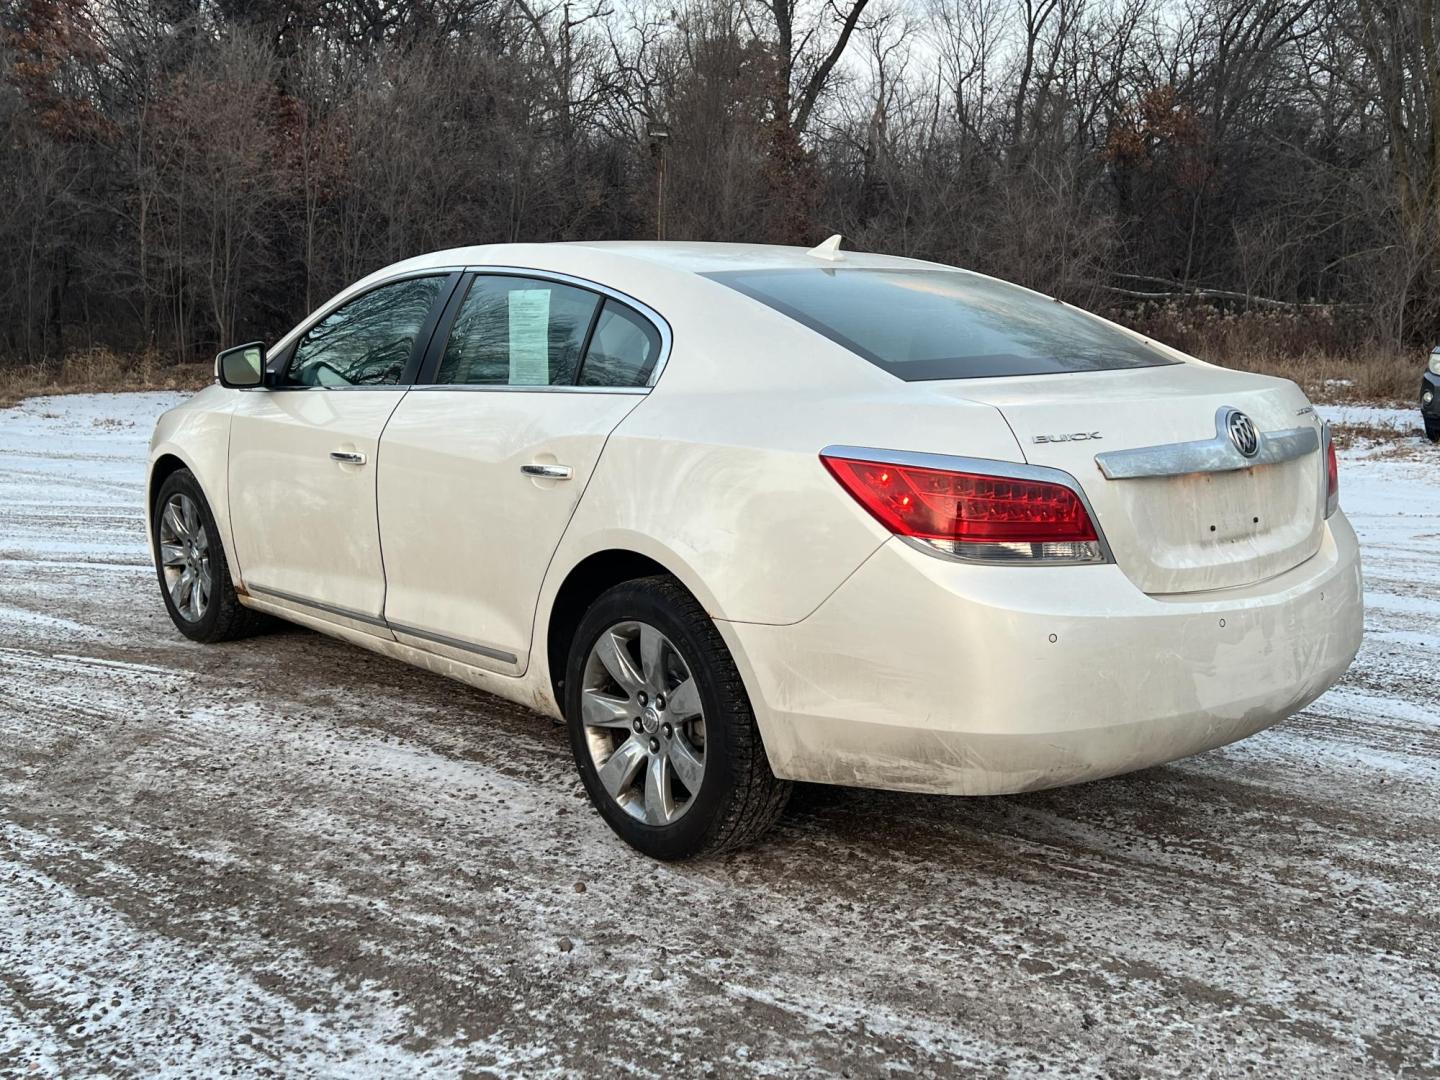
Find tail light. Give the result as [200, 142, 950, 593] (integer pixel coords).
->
[1323, 423, 1339, 518]
[820, 450, 1107, 564]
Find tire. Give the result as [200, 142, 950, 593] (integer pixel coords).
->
[564, 575, 791, 859]
[1426, 416, 1440, 444]
[151, 468, 270, 643]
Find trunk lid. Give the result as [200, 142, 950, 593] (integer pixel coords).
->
[931, 364, 1327, 594]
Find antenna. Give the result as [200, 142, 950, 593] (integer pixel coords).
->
[806, 234, 845, 262]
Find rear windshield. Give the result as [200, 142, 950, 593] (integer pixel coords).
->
[704, 267, 1178, 381]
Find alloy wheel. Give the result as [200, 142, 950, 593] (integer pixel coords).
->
[158, 492, 212, 622]
[580, 620, 707, 825]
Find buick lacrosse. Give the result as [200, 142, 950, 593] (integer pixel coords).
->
[148, 239, 1363, 858]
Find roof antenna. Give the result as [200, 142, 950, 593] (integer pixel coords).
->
[806, 234, 845, 262]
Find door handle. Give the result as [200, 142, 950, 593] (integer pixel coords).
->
[330, 451, 367, 465]
[520, 463, 573, 480]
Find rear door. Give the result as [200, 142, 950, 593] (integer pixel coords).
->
[376, 272, 666, 671]
[227, 273, 456, 626]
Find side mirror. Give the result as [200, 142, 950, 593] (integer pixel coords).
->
[216, 341, 267, 388]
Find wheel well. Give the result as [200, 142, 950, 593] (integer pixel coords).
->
[149, 454, 189, 516]
[546, 550, 671, 708]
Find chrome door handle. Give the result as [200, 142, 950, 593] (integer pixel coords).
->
[520, 463, 573, 480]
[330, 451, 367, 465]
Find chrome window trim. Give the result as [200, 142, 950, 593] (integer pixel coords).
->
[257, 385, 412, 393]
[1094, 407, 1320, 480]
[433, 264, 672, 390]
[820, 444, 1115, 566]
[405, 384, 647, 396]
[244, 264, 672, 394]
[265, 266, 468, 365]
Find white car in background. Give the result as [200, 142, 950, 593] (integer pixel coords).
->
[147, 240, 1363, 859]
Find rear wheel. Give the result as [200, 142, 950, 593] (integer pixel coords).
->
[152, 469, 269, 643]
[565, 576, 790, 859]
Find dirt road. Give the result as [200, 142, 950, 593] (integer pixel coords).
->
[2, 394, 1437, 1078]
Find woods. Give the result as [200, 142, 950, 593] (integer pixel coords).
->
[1, 0, 1438, 365]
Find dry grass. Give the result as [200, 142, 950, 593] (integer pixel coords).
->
[1327, 418, 1437, 463]
[1329, 421, 1402, 449]
[1115, 302, 1421, 405]
[0, 349, 212, 409]
[1206, 348, 1417, 405]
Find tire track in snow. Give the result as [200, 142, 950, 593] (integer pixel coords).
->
[0, 823, 511, 1078]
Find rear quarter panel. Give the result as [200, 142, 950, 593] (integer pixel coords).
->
[531, 271, 1029, 704]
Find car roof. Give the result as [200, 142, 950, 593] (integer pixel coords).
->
[374, 240, 953, 280]
[553, 241, 949, 274]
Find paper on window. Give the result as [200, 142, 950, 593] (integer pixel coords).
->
[508, 289, 550, 385]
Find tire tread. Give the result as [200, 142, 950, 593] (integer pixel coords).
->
[568, 574, 791, 858]
[154, 469, 271, 644]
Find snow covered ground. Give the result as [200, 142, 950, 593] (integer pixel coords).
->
[1, 393, 1437, 1078]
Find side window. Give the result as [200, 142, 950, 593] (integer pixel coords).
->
[578, 300, 662, 387]
[435, 276, 601, 386]
[285, 276, 446, 387]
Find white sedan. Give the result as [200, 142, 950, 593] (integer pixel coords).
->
[147, 240, 1363, 859]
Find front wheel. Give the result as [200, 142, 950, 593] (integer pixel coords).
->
[565, 576, 791, 859]
[1426, 416, 1440, 444]
[152, 468, 269, 643]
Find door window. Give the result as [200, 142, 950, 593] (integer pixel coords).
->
[285, 276, 447, 387]
[435, 276, 601, 386]
[577, 299, 662, 387]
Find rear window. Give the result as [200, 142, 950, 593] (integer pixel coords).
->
[704, 268, 1178, 381]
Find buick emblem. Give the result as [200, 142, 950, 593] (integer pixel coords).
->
[1225, 409, 1260, 458]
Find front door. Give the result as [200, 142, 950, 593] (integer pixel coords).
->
[227, 273, 454, 626]
[377, 272, 666, 671]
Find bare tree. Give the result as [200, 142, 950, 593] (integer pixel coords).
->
[1, 0, 1438, 362]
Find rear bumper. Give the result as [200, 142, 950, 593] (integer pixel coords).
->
[724, 513, 1363, 795]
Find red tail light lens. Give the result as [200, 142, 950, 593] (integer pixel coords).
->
[821, 453, 1105, 563]
[1324, 425, 1339, 518]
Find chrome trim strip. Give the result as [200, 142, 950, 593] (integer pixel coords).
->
[247, 584, 389, 628]
[388, 622, 519, 665]
[259, 385, 410, 393]
[1095, 408, 1319, 479]
[819, 444, 1115, 566]
[262, 266, 468, 362]
[405, 384, 647, 396]
[250, 584, 520, 664]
